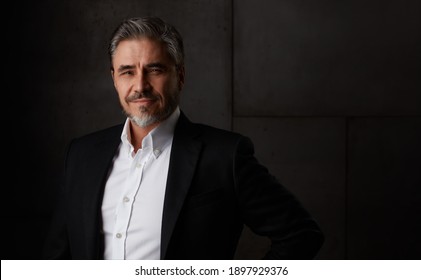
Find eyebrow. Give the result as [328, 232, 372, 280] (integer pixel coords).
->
[145, 63, 167, 70]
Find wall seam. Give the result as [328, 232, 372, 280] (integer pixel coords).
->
[230, 0, 235, 131]
[345, 116, 349, 259]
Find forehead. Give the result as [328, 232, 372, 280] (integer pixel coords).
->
[112, 38, 172, 65]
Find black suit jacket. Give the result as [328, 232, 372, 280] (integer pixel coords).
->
[43, 112, 324, 259]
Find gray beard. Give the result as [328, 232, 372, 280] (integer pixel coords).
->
[124, 88, 180, 128]
[128, 103, 176, 128]
[131, 113, 159, 128]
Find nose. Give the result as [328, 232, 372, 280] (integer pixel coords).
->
[134, 72, 151, 93]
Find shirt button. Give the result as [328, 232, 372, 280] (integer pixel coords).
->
[123, 197, 130, 203]
[136, 162, 142, 168]
[116, 233, 122, 238]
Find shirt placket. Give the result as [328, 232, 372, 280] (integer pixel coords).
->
[111, 147, 151, 259]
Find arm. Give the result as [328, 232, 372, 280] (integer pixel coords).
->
[234, 136, 324, 259]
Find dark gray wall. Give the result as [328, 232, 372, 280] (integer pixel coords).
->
[6, 0, 420, 259]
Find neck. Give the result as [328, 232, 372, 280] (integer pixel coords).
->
[129, 120, 160, 152]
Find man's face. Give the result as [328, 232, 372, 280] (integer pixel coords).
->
[111, 38, 184, 128]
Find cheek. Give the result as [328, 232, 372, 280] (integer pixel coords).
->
[115, 82, 130, 100]
[161, 78, 179, 97]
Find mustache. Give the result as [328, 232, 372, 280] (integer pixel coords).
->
[126, 90, 159, 103]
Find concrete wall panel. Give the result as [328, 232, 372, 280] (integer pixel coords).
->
[347, 117, 421, 259]
[234, 0, 421, 116]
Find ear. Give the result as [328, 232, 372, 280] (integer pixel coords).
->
[178, 66, 185, 91]
[111, 69, 117, 88]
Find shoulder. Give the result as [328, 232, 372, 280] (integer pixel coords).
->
[197, 122, 243, 141]
[69, 123, 123, 150]
[179, 112, 240, 137]
[177, 112, 253, 150]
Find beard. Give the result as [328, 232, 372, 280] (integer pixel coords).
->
[123, 88, 180, 128]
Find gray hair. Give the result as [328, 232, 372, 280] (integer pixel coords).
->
[109, 16, 184, 70]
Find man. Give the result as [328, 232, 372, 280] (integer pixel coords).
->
[43, 16, 324, 260]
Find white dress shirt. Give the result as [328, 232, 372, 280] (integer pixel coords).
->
[101, 107, 180, 259]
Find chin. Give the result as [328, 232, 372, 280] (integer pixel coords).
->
[131, 114, 159, 128]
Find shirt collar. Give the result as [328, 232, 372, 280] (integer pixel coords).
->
[120, 106, 180, 159]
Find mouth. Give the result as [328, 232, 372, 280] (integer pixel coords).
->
[131, 98, 157, 105]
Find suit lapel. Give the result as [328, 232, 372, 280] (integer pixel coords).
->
[82, 125, 123, 259]
[160, 113, 202, 259]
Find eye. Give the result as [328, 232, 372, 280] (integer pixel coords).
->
[121, 70, 134, 76]
[148, 67, 164, 75]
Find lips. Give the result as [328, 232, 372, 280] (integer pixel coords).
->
[131, 98, 156, 104]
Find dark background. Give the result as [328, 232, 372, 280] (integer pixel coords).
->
[5, 0, 420, 259]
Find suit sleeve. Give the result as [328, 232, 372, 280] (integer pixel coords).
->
[234, 136, 324, 259]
